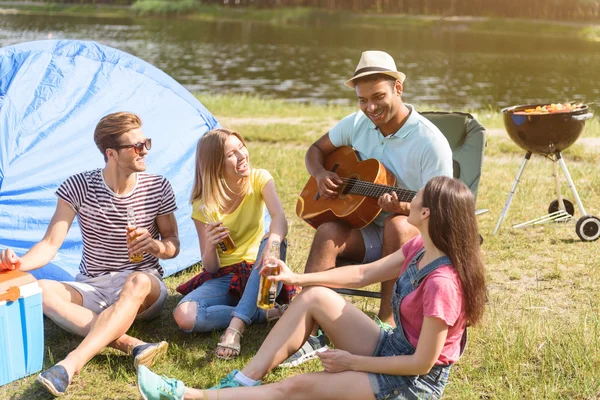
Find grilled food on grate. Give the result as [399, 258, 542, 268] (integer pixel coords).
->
[514, 103, 584, 115]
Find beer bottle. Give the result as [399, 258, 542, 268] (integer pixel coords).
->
[257, 241, 281, 310]
[199, 204, 236, 254]
[126, 207, 144, 263]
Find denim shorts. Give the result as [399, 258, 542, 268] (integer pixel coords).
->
[368, 329, 451, 400]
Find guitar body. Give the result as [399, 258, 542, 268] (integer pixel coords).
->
[296, 146, 397, 229]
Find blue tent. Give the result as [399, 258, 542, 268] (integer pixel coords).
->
[0, 40, 220, 280]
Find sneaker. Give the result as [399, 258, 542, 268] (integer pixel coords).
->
[278, 330, 329, 368]
[210, 369, 261, 389]
[137, 365, 185, 400]
[36, 365, 70, 397]
[133, 341, 169, 369]
[374, 316, 394, 332]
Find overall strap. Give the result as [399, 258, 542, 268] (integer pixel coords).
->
[412, 255, 452, 287]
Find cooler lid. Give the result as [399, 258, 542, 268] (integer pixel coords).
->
[0, 270, 37, 291]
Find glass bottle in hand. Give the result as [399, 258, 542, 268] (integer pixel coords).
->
[199, 204, 236, 254]
[126, 207, 144, 263]
[257, 241, 281, 310]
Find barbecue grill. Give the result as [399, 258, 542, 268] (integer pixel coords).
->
[493, 103, 600, 241]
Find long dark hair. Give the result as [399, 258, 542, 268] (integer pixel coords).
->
[422, 176, 486, 326]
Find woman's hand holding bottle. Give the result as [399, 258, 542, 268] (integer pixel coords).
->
[199, 204, 236, 254]
[205, 222, 231, 250]
[255, 234, 282, 269]
[262, 259, 298, 286]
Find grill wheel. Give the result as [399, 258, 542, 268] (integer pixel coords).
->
[548, 199, 575, 218]
[576, 215, 600, 242]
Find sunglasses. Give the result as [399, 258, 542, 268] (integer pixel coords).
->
[113, 138, 152, 154]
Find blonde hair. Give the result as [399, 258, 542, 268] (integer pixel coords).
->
[94, 112, 142, 162]
[190, 128, 251, 212]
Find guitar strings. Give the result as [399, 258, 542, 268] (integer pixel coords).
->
[338, 177, 416, 202]
[342, 179, 413, 201]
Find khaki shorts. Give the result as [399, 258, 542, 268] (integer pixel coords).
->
[64, 269, 167, 321]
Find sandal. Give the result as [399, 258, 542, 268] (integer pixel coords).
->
[216, 327, 242, 360]
[266, 303, 288, 322]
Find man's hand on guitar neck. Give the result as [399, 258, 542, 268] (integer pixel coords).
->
[315, 170, 344, 200]
[378, 191, 410, 216]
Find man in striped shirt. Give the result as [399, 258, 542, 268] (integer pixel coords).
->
[0, 112, 180, 397]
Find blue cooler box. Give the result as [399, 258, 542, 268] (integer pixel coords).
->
[0, 270, 44, 386]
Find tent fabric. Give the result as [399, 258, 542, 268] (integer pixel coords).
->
[0, 40, 220, 280]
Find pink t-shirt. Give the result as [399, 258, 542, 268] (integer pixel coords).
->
[399, 236, 466, 365]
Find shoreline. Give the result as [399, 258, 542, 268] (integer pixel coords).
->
[1, 2, 599, 42]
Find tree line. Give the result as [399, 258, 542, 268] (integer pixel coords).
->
[46, 0, 600, 21]
[220, 0, 600, 21]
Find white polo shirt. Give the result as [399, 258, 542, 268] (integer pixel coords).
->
[328, 104, 453, 226]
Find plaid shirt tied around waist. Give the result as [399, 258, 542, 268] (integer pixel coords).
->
[176, 260, 298, 304]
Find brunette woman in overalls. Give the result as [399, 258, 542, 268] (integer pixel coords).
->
[137, 176, 486, 400]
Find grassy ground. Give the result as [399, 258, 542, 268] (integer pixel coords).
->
[2, 94, 600, 399]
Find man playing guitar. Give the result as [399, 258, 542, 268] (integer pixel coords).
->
[281, 50, 453, 368]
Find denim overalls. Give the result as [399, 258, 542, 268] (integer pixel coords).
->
[368, 248, 467, 400]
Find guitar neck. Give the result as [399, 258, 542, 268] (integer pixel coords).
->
[344, 179, 416, 203]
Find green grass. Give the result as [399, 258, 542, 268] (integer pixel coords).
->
[2, 94, 600, 399]
[195, 93, 354, 120]
[131, 0, 198, 16]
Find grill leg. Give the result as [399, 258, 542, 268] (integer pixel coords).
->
[493, 152, 532, 235]
[557, 152, 587, 216]
[553, 158, 566, 212]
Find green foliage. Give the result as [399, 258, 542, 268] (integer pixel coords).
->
[135, 0, 600, 22]
[0, 2, 132, 16]
[3, 1, 600, 42]
[131, 0, 199, 16]
[580, 25, 600, 41]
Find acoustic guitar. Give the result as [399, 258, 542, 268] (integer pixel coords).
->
[296, 146, 416, 230]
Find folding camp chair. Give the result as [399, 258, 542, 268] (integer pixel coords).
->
[333, 111, 487, 299]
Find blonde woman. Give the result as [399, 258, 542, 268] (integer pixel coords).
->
[172, 128, 289, 359]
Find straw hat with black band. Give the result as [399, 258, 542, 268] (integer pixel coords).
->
[344, 50, 406, 89]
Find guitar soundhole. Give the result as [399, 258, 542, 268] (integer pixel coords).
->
[341, 177, 357, 195]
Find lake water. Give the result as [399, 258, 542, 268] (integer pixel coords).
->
[2, 13, 600, 109]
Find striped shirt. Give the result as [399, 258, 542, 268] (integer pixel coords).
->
[56, 169, 177, 277]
